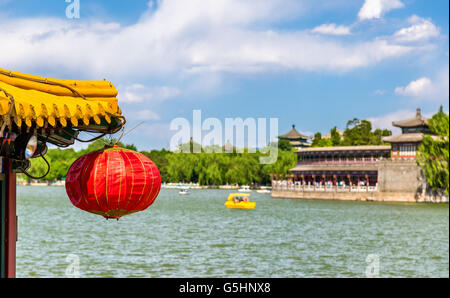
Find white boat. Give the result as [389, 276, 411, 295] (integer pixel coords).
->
[179, 188, 190, 195]
[238, 185, 252, 192]
[256, 186, 272, 193]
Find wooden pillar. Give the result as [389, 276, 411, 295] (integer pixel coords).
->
[3, 158, 16, 278]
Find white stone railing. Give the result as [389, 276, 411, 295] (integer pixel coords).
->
[272, 181, 378, 193]
[297, 159, 380, 165]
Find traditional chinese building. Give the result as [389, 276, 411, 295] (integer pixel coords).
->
[290, 145, 391, 187]
[278, 125, 311, 149]
[272, 109, 448, 203]
[382, 108, 432, 159]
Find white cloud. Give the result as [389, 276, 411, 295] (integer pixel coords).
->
[368, 109, 433, 134]
[136, 109, 160, 121]
[372, 89, 387, 95]
[120, 84, 180, 103]
[393, 15, 440, 43]
[311, 23, 351, 36]
[119, 122, 173, 149]
[0, 0, 424, 80]
[394, 67, 449, 102]
[358, 0, 404, 21]
[300, 131, 314, 138]
[185, 33, 412, 73]
[395, 77, 433, 97]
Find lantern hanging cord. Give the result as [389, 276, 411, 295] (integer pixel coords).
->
[112, 126, 125, 146]
[72, 132, 108, 143]
[108, 113, 127, 134]
[112, 118, 136, 145]
[59, 112, 126, 144]
[69, 112, 126, 143]
[106, 113, 127, 145]
[116, 120, 145, 144]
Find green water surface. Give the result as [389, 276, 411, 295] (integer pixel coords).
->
[16, 186, 449, 278]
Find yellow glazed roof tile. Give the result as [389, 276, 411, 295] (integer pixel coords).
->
[0, 67, 123, 130]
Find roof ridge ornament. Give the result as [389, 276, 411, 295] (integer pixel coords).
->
[392, 108, 429, 128]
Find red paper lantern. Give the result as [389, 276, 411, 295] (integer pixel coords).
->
[65, 146, 161, 219]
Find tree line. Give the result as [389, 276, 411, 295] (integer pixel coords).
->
[310, 118, 393, 148]
[20, 137, 297, 186]
[18, 112, 449, 192]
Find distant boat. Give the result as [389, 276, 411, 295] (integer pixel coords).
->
[238, 185, 252, 192]
[256, 187, 271, 194]
[179, 188, 190, 195]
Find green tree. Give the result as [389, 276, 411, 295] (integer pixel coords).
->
[78, 138, 137, 155]
[262, 149, 297, 180]
[20, 137, 140, 182]
[20, 136, 298, 187]
[342, 118, 373, 145]
[371, 128, 392, 145]
[141, 149, 172, 182]
[311, 132, 322, 147]
[224, 158, 247, 185]
[311, 132, 332, 147]
[417, 106, 449, 194]
[123, 143, 138, 151]
[27, 154, 53, 182]
[45, 148, 78, 181]
[278, 139, 293, 151]
[79, 138, 109, 154]
[200, 154, 225, 185]
[330, 126, 341, 146]
[341, 118, 392, 146]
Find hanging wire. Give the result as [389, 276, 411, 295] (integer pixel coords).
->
[112, 121, 145, 147]
[18, 153, 51, 180]
[63, 112, 127, 144]
[73, 132, 107, 143]
[121, 121, 145, 141]
[18, 138, 51, 180]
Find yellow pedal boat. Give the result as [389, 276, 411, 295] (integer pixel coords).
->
[225, 193, 256, 209]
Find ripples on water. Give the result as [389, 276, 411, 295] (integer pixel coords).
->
[16, 186, 449, 278]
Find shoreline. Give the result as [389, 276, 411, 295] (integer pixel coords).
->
[17, 182, 270, 189]
[272, 188, 449, 203]
[16, 184, 448, 205]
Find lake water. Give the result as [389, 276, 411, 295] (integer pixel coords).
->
[16, 186, 449, 278]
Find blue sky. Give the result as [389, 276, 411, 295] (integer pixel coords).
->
[0, 0, 448, 150]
